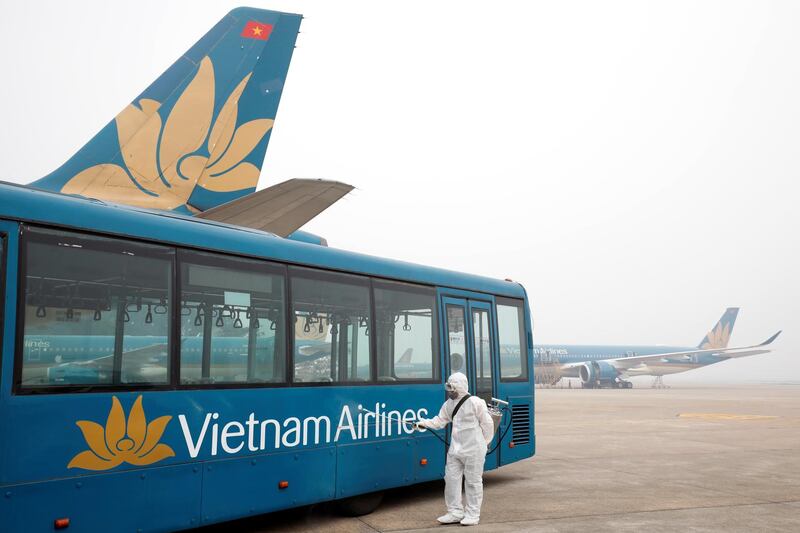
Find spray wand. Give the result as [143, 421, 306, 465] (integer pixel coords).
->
[354, 398, 512, 454]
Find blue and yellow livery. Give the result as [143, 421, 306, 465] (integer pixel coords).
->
[0, 8, 536, 533]
[32, 7, 301, 214]
[534, 308, 780, 388]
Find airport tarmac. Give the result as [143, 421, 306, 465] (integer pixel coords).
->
[204, 385, 800, 532]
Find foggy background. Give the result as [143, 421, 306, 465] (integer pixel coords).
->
[0, 1, 796, 384]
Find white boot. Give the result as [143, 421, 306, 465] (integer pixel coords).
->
[437, 512, 465, 524]
[460, 516, 480, 526]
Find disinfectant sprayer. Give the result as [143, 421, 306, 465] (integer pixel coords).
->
[487, 397, 508, 430]
[354, 398, 511, 455]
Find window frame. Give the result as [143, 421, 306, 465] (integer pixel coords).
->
[495, 296, 529, 382]
[175, 248, 290, 389]
[288, 266, 375, 387]
[444, 303, 469, 377]
[372, 279, 441, 384]
[472, 305, 493, 384]
[11, 223, 524, 394]
[13, 225, 177, 395]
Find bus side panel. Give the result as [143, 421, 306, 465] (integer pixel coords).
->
[0, 222, 17, 383]
[496, 293, 535, 466]
[0, 222, 19, 429]
[0, 221, 19, 523]
[200, 446, 336, 525]
[412, 432, 446, 482]
[336, 438, 413, 499]
[0, 463, 200, 533]
[500, 394, 534, 465]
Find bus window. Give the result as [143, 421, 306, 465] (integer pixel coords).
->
[446, 305, 468, 375]
[290, 267, 371, 383]
[473, 307, 492, 383]
[374, 281, 439, 381]
[19, 228, 173, 389]
[179, 251, 286, 384]
[496, 298, 528, 380]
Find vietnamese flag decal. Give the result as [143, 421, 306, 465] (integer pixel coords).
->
[241, 21, 273, 41]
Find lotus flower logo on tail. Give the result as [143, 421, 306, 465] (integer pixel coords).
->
[61, 56, 273, 210]
[68, 396, 174, 471]
[701, 323, 731, 350]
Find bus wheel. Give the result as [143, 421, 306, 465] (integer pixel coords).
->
[335, 491, 385, 516]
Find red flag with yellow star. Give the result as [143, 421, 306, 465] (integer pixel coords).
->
[241, 21, 273, 41]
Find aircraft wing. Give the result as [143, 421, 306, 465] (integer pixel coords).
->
[195, 178, 353, 237]
[561, 331, 781, 372]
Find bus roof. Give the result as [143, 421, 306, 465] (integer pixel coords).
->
[0, 181, 526, 299]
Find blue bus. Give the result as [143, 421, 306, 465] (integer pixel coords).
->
[0, 181, 535, 532]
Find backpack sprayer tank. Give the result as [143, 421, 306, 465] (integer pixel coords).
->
[487, 397, 508, 431]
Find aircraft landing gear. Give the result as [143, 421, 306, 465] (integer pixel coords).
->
[614, 379, 633, 389]
[651, 376, 668, 389]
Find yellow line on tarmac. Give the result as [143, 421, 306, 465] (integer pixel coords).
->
[678, 413, 778, 421]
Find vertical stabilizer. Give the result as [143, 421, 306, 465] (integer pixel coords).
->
[697, 307, 739, 349]
[31, 7, 301, 213]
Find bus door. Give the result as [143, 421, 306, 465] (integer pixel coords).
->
[0, 221, 15, 395]
[441, 296, 499, 469]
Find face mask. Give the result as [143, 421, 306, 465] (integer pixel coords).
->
[447, 390, 459, 400]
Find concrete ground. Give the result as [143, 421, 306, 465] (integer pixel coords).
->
[203, 385, 800, 532]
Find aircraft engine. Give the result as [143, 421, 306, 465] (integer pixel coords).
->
[578, 361, 618, 387]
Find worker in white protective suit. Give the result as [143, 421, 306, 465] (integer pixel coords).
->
[416, 372, 495, 526]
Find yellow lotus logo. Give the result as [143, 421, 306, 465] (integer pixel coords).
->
[61, 56, 273, 210]
[68, 395, 174, 471]
[701, 323, 731, 349]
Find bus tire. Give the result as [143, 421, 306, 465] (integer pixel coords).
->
[335, 491, 385, 516]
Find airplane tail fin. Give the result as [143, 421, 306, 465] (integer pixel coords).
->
[397, 348, 414, 365]
[697, 307, 739, 349]
[31, 7, 301, 213]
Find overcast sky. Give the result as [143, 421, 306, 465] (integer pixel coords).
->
[0, 1, 796, 383]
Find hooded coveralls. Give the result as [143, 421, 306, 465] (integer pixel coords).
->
[418, 372, 495, 522]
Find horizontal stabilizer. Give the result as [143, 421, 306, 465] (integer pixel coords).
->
[196, 178, 353, 237]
